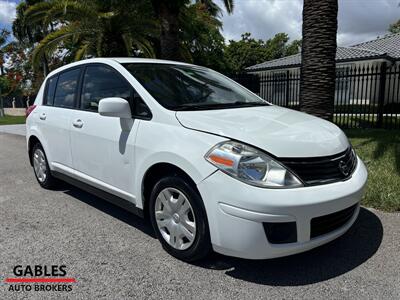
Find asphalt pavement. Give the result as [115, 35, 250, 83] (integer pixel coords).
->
[0, 132, 399, 299]
[0, 124, 26, 136]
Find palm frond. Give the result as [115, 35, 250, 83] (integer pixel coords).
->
[23, 2, 53, 25]
[32, 24, 87, 69]
[74, 42, 90, 60]
[43, 1, 99, 24]
[223, 0, 234, 14]
[95, 32, 103, 57]
[133, 37, 156, 57]
[121, 33, 133, 56]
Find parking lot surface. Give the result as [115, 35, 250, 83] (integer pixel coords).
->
[0, 132, 399, 299]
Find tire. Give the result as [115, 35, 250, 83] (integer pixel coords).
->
[149, 176, 211, 262]
[31, 143, 57, 189]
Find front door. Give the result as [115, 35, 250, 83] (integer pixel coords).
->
[70, 64, 139, 202]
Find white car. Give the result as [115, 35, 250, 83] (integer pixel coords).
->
[26, 58, 367, 261]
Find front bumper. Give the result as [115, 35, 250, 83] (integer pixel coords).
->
[197, 157, 368, 259]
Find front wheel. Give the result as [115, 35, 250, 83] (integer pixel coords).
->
[149, 176, 211, 262]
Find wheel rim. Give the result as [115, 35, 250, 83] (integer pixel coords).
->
[33, 148, 47, 183]
[155, 187, 196, 250]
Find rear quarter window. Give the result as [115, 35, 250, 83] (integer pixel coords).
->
[44, 76, 58, 106]
[53, 68, 81, 108]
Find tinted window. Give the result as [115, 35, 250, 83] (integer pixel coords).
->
[133, 92, 152, 119]
[80, 65, 131, 112]
[44, 76, 57, 106]
[54, 68, 81, 108]
[123, 63, 268, 111]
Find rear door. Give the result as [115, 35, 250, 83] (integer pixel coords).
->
[37, 67, 82, 170]
[70, 64, 144, 202]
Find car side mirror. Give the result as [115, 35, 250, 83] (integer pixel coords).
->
[98, 97, 132, 119]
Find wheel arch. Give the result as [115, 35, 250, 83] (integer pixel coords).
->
[27, 135, 42, 166]
[141, 162, 200, 219]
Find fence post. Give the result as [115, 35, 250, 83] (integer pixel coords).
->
[376, 61, 387, 128]
[285, 70, 290, 107]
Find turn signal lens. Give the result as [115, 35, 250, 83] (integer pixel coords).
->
[208, 154, 234, 167]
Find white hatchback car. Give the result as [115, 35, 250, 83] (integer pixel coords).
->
[26, 58, 367, 261]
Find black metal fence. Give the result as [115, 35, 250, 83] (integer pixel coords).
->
[231, 61, 400, 129]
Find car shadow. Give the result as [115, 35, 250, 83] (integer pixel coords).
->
[56, 181, 156, 238]
[55, 181, 383, 286]
[194, 207, 383, 286]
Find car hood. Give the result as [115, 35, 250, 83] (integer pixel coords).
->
[175, 106, 349, 158]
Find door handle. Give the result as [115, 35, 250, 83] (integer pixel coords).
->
[39, 113, 46, 120]
[72, 119, 84, 128]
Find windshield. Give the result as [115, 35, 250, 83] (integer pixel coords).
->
[123, 63, 269, 111]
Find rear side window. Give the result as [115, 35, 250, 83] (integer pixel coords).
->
[44, 76, 57, 106]
[54, 68, 81, 108]
[80, 65, 131, 112]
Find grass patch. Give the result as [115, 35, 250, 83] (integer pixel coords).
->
[0, 115, 26, 125]
[335, 115, 400, 129]
[346, 129, 400, 212]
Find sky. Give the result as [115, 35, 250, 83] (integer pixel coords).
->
[217, 0, 400, 46]
[0, 0, 399, 46]
[0, 0, 17, 33]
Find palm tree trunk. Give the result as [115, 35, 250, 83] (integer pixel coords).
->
[300, 0, 338, 121]
[157, 1, 182, 61]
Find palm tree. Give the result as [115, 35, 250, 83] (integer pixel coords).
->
[152, 0, 234, 61]
[13, 0, 51, 76]
[23, 0, 157, 71]
[299, 0, 338, 121]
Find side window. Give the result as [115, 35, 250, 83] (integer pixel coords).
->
[80, 65, 131, 112]
[132, 91, 152, 119]
[54, 68, 81, 108]
[44, 76, 58, 106]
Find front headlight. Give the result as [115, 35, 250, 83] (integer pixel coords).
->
[205, 141, 303, 188]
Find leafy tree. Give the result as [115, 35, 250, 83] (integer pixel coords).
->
[264, 33, 300, 59]
[180, 2, 227, 72]
[0, 31, 22, 105]
[22, 0, 158, 71]
[152, 0, 234, 61]
[389, 20, 400, 34]
[300, 0, 338, 121]
[5, 42, 42, 95]
[224, 32, 300, 74]
[13, 0, 52, 75]
[0, 76, 12, 96]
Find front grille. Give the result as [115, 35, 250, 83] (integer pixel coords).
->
[310, 204, 358, 238]
[280, 147, 357, 186]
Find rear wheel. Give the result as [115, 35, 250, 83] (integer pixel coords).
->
[32, 143, 57, 189]
[149, 176, 211, 262]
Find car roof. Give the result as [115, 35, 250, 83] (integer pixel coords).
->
[109, 57, 192, 65]
[46, 57, 195, 78]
